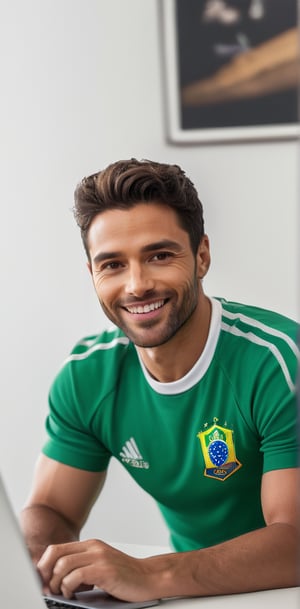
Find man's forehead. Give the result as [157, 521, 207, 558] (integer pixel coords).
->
[87, 204, 189, 259]
[88, 202, 184, 238]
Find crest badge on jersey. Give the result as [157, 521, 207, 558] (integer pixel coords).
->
[197, 421, 242, 481]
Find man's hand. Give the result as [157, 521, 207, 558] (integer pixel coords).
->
[37, 539, 162, 602]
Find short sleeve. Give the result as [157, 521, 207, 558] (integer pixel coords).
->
[42, 361, 111, 472]
[252, 351, 298, 473]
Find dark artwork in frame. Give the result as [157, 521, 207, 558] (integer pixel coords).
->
[162, 0, 300, 143]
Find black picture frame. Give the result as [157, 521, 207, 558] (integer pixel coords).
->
[161, 0, 300, 143]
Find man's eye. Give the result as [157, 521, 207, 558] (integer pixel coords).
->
[102, 261, 122, 270]
[151, 252, 172, 261]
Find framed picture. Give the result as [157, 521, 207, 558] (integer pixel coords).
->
[161, 0, 300, 143]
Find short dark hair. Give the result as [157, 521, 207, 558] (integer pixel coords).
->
[73, 158, 205, 258]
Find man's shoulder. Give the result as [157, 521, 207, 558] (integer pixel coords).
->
[67, 326, 130, 361]
[50, 327, 135, 404]
[57, 327, 133, 382]
[216, 297, 298, 338]
[214, 298, 299, 385]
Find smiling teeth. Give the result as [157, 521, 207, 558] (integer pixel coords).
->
[127, 300, 165, 314]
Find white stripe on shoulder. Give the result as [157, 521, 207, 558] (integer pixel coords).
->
[222, 308, 299, 358]
[221, 322, 296, 392]
[62, 336, 129, 365]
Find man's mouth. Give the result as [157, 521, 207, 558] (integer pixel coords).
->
[124, 299, 166, 314]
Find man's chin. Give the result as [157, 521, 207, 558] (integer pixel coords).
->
[121, 328, 176, 349]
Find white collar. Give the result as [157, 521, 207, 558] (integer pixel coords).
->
[135, 297, 222, 395]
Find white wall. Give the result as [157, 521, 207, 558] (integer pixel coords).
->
[0, 0, 298, 547]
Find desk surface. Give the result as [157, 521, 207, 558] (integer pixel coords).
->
[109, 542, 300, 609]
[160, 587, 300, 609]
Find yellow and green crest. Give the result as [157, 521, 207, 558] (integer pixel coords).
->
[197, 422, 242, 481]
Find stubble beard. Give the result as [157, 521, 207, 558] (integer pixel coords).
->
[99, 271, 200, 348]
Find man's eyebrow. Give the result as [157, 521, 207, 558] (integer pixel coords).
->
[92, 240, 183, 265]
[92, 251, 122, 265]
[140, 240, 183, 253]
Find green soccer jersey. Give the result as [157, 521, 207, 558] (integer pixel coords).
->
[43, 298, 299, 551]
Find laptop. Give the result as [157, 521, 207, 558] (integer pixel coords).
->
[0, 474, 160, 609]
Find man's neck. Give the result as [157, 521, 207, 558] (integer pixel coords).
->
[136, 295, 212, 383]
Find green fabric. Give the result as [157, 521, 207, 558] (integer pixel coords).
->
[42, 298, 299, 551]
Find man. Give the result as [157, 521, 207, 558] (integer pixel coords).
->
[21, 159, 299, 602]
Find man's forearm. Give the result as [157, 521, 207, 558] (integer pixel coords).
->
[20, 504, 79, 563]
[146, 523, 299, 598]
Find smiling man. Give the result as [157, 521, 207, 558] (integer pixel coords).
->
[87, 201, 211, 378]
[21, 159, 299, 601]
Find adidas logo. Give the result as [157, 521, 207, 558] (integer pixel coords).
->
[119, 437, 150, 469]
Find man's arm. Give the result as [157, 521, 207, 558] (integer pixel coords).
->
[20, 454, 106, 563]
[37, 467, 299, 601]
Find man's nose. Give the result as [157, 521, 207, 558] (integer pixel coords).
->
[124, 263, 155, 296]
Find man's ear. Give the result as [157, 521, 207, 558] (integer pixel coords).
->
[196, 235, 211, 279]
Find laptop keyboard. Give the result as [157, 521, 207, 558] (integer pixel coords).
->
[44, 599, 74, 609]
